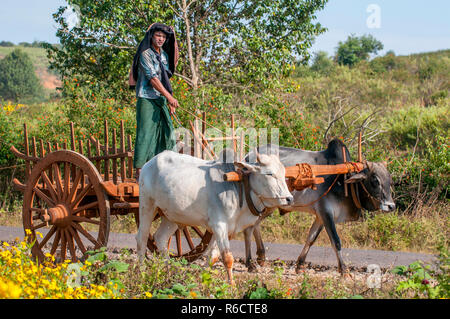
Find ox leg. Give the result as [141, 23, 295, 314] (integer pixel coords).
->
[154, 216, 178, 257]
[296, 217, 323, 273]
[212, 221, 235, 285]
[204, 237, 221, 266]
[253, 224, 266, 266]
[320, 210, 347, 275]
[136, 197, 157, 262]
[243, 226, 257, 272]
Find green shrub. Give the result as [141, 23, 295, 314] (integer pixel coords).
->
[364, 212, 424, 251]
[0, 48, 43, 101]
[393, 246, 449, 299]
[310, 51, 335, 75]
[386, 105, 449, 150]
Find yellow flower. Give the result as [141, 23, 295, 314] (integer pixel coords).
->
[145, 292, 152, 298]
[2, 242, 9, 247]
[189, 291, 197, 298]
[0, 280, 22, 298]
[36, 231, 43, 239]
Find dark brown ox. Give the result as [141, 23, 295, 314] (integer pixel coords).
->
[243, 138, 395, 274]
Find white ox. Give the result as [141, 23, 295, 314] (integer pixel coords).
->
[136, 150, 293, 284]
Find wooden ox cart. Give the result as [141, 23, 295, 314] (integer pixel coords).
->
[10, 117, 364, 264]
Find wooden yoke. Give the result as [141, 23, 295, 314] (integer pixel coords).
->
[223, 162, 364, 192]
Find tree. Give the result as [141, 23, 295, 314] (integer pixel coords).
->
[45, 0, 328, 99]
[335, 34, 383, 67]
[0, 41, 15, 47]
[0, 49, 43, 101]
[310, 51, 334, 74]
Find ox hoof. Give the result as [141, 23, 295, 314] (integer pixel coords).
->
[209, 256, 220, 267]
[246, 261, 258, 273]
[256, 258, 265, 267]
[341, 271, 354, 281]
[295, 264, 308, 274]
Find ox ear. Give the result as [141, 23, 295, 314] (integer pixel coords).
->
[344, 172, 367, 184]
[234, 161, 259, 173]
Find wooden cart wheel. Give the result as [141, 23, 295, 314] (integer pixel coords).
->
[22, 150, 110, 263]
[134, 211, 213, 262]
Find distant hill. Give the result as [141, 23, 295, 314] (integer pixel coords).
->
[0, 46, 61, 91]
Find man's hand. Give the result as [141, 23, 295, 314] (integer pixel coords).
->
[168, 96, 178, 115]
[150, 77, 179, 114]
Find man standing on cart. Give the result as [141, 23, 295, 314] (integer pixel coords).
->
[130, 23, 179, 181]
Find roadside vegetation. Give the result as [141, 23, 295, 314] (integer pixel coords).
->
[1, 235, 448, 299]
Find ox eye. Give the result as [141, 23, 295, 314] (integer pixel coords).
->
[371, 176, 380, 187]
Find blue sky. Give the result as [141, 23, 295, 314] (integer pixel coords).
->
[0, 0, 449, 57]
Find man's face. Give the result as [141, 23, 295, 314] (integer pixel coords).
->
[152, 31, 167, 48]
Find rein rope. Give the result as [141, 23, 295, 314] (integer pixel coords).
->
[289, 173, 340, 208]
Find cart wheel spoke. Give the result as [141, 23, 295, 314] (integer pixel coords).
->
[167, 236, 172, 250]
[72, 222, 101, 248]
[38, 226, 57, 250]
[176, 229, 182, 256]
[31, 222, 47, 231]
[60, 229, 67, 261]
[73, 201, 99, 214]
[33, 186, 55, 207]
[71, 215, 100, 225]
[67, 168, 83, 205]
[183, 227, 195, 250]
[52, 164, 64, 201]
[40, 171, 58, 203]
[71, 181, 93, 210]
[68, 225, 87, 255]
[65, 229, 77, 262]
[63, 162, 71, 202]
[192, 226, 204, 238]
[50, 230, 61, 255]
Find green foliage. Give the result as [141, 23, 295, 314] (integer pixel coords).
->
[386, 105, 449, 150]
[0, 49, 43, 101]
[386, 106, 449, 205]
[0, 41, 15, 47]
[336, 34, 383, 67]
[242, 280, 288, 299]
[310, 51, 334, 75]
[393, 246, 449, 299]
[364, 212, 425, 251]
[46, 0, 328, 98]
[369, 51, 402, 74]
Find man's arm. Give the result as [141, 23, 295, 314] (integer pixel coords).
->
[140, 50, 178, 114]
[150, 77, 178, 114]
